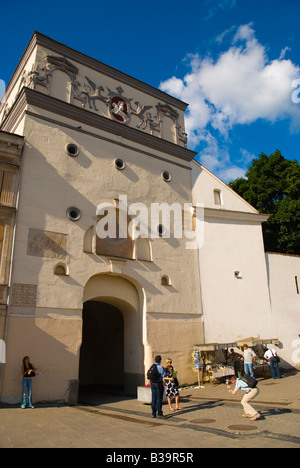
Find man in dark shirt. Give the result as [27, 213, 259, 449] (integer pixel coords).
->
[150, 355, 166, 418]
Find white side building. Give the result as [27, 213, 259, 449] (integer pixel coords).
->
[192, 160, 300, 370]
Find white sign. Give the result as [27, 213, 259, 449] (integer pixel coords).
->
[0, 339, 6, 363]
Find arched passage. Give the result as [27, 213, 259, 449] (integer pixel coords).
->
[79, 301, 125, 391]
[79, 274, 145, 396]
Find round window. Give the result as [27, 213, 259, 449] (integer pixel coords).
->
[66, 207, 81, 221]
[161, 170, 171, 182]
[66, 143, 80, 157]
[114, 158, 126, 170]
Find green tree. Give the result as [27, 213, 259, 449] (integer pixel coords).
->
[229, 150, 300, 254]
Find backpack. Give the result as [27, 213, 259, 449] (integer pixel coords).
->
[241, 374, 258, 389]
[147, 364, 160, 382]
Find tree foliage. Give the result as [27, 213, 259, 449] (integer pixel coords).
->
[229, 150, 300, 255]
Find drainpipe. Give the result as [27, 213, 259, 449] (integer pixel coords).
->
[0, 144, 24, 401]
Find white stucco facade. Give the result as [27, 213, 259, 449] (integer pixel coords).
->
[0, 32, 298, 404]
[191, 161, 276, 342]
[0, 32, 203, 404]
[266, 253, 300, 369]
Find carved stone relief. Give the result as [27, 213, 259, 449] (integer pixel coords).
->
[7, 54, 188, 146]
[26, 55, 79, 96]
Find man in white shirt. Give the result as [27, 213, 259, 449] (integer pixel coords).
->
[243, 344, 256, 379]
[264, 348, 282, 380]
[227, 375, 261, 421]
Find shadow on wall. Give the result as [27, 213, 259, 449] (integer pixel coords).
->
[1, 315, 81, 405]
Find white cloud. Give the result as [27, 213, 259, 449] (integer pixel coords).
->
[159, 24, 300, 181]
[205, 0, 237, 20]
[194, 132, 247, 182]
[215, 25, 236, 44]
[239, 148, 255, 165]
[0, 80, 6, 104]
[279, 46, 291, 61]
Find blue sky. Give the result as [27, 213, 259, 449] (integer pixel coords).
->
[1, 0, 300, 182]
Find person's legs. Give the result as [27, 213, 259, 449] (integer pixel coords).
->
[275, 362, 281, 378]
[157, 383, 164, 416]
[175, 394, 182, 410]
[269, 358, 281, 379]
[151, 384, 158, 417]
[269, 357, 277, 379]
[241, 388, 260, 418]
[21, 378, 27, 408]
[167, 395, 174, 411]
[245, 363, 255, 378]
[28, 379, 34, 408]
[234, 361, 242, 378]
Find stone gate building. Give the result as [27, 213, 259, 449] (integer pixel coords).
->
[0, 32, 297, 404]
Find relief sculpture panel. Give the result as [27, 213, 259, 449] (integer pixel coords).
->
[27, 228, 68, 259]
[21, 55, 187, 146]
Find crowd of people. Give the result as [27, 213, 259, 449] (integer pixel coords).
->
[148, 345, 282, 421]
[228, 344, 282, 381]
[20, 344, 282, 420]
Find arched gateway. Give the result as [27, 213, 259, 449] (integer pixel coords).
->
[79, 273, 146, 395]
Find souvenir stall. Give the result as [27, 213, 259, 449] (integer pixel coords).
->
[236, 337, 280, 378]
[193, 342, 237, 384]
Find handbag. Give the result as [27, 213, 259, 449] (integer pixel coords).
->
[172, 369, 179, 387]
[271, 350, 280, 363]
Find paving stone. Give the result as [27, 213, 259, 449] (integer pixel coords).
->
[0, 373, 299, 448]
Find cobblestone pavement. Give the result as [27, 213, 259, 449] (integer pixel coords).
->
[0, 373, 299, 449]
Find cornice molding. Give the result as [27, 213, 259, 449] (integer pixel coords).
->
[1, 87, 197, 163]
[0, 130, 24, 167]
[204, 207, 269, 224]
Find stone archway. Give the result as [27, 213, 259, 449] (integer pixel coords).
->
[79, 301, 125, 391]
[79, 274, 145, 396]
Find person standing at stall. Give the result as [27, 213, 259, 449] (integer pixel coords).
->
[243, 344, 256, 379]
[264, 348, 282, 380]
[229, 348, 243, 378]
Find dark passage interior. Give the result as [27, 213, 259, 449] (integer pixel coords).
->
[79, 301, 125, 398]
